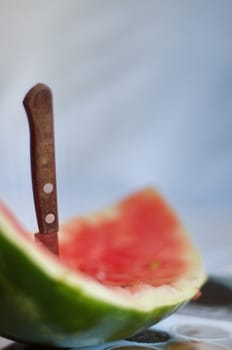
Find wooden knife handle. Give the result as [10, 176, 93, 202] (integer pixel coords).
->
[23, 83, 59, 235]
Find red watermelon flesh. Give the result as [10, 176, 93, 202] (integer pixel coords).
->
[60, 189, 192, 288]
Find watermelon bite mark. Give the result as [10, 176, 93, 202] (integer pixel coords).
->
[60, 190, 189, 288]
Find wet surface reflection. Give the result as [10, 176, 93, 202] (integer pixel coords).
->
[166, 341, 227, 349]
[174, 324, 230, 341]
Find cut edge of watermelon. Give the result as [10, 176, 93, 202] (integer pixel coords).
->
[0, 198, 206, 313]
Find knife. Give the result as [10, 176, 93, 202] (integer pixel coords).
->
[23, 83, 59, 255]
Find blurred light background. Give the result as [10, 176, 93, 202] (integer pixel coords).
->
[0, 0, 231, 273]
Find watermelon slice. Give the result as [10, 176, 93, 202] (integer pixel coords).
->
[0, 189, 206, 347]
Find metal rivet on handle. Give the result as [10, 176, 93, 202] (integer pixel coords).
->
[45, 213, 56, 224]
[43, 183, 54, 194]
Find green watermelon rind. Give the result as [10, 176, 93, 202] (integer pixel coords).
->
[0, 198, 206, 347]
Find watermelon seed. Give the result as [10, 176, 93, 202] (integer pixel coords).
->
[150, 261, 159, 269]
